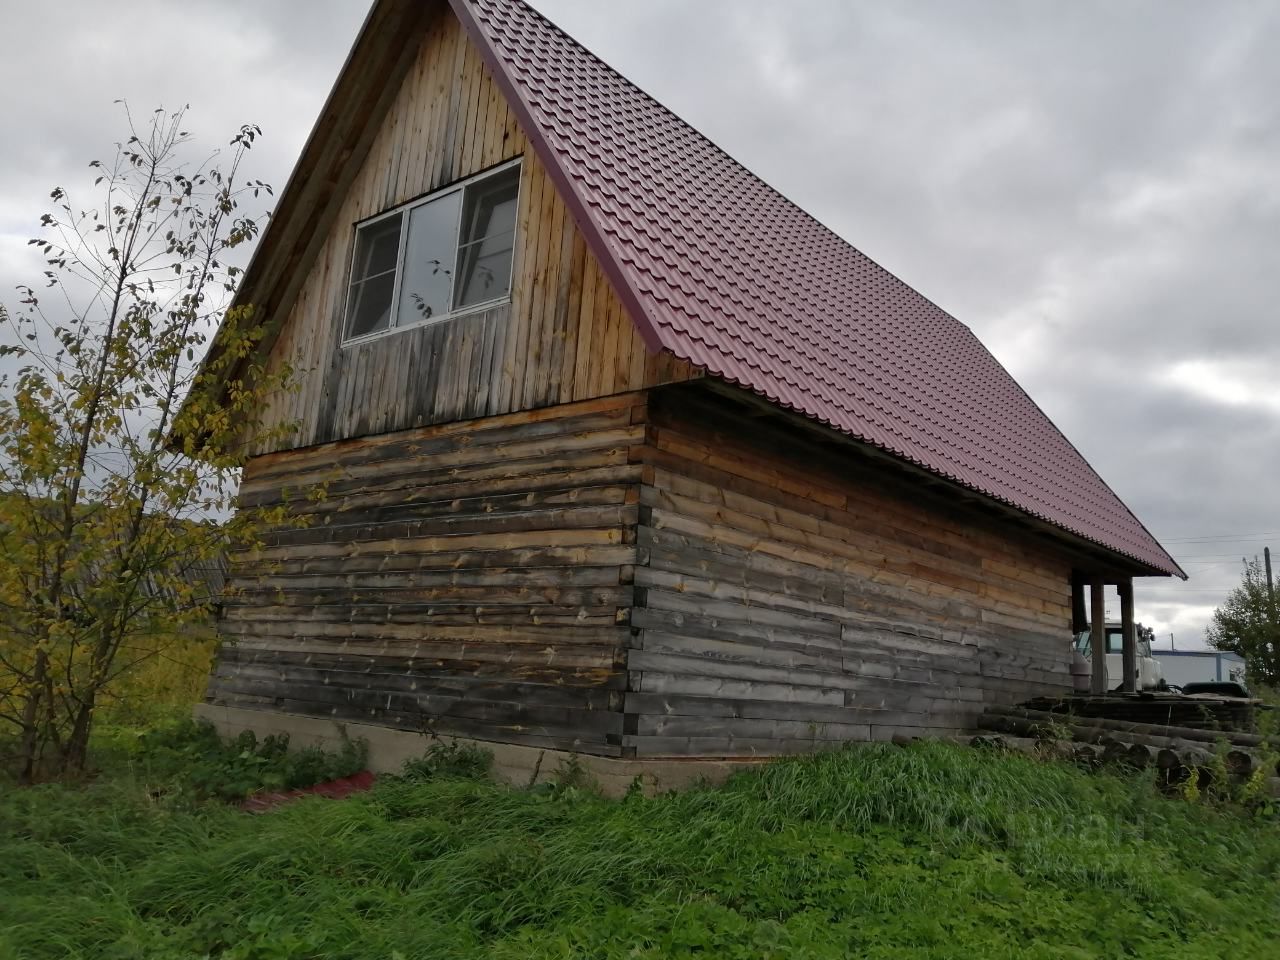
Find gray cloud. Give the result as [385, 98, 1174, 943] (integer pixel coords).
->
[3, 0, 1276, 647]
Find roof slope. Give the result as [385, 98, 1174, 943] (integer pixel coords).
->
[451, 0, 1182, 577]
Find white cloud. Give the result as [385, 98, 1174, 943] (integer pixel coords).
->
[1160, 358, 1280, 416]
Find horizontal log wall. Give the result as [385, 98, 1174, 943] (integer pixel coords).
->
[253, 5, 694, 455]
[625, 388, 1075, 757]
[208, 393, 650, 755]
[215, 383, 1078, 759]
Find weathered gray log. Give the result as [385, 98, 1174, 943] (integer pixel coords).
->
[1181, 746, 1213, 770]
[1101, 738, 1135, 766]
[968, 733, 1113, 766]
[906, 730, 1280, 799]
[1127, 743, 1153, 768]
[972, 716, 1167, 773]
[1225, 749, 1258, 777]
[1073, 744, 1102, 767]
[977, 714, 1252, 769]
[977, 717, 1280, 798]
[987, 704, 1276, 750]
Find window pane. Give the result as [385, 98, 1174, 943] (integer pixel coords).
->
[358, 215, 402, 278]
[396, 192, 461, 325]
[457, 245, 515, 308]
[345, 213, 402, 338]
[345, 273, 398, 339]
[455, 166, 520, 308]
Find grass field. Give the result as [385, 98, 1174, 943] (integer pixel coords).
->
[3, 726, 1279, 959]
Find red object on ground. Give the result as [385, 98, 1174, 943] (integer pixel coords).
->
[449, 0, 1183, 577]
[239, 770, 377, 813]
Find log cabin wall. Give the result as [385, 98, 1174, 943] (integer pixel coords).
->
[208, 392, 650, 756]
[251, 5, 695, 456]
[624, 387, 1075, 757]
[211, 4, 1078, 758]
[212, 382, 1077, 757]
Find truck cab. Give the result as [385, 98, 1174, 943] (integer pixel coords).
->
[1073, 622, 1164, 691]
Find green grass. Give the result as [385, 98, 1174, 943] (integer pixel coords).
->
[2, 738, 1279, 959]
[108, 719, 368, 802]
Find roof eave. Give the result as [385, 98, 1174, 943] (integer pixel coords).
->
[695, 377, 1186, 580]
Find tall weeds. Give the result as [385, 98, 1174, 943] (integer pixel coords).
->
[2, 741, 1277, 959]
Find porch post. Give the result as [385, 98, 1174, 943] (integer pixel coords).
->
[1119, 577, 1137, 693]
[1071, 571, 1088, 634]
[1090, 576, 1107, 694]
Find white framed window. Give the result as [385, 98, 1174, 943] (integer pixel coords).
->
[342, 159, 522, 342]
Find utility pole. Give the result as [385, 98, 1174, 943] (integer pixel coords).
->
[1266, 547, 1276, 624]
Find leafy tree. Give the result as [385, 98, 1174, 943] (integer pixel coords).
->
[0, 106, 298, 781]
[1206, 557, 1280, 687]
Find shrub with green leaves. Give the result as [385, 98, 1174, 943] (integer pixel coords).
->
[121, 718, 367, 802]
[399, 739, 494, 783]
[0, 106, 300, 784]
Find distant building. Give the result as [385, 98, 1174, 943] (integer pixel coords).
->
[1152, 649, 1246, 688]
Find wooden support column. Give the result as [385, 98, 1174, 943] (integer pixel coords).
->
[1119, 577, 1137, 694]
[1090, 576, 1108, 694]
[1071, 572, 1088, 635]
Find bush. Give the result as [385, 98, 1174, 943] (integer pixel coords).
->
[127, 719, 368, 802]
[399, 739, 494, 782]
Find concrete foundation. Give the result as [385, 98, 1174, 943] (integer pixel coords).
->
[194, 703, 771, 798]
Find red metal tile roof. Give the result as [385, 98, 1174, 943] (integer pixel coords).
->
[452, 0, 1183, 578]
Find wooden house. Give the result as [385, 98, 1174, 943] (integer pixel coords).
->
[194, 0, 1184, 762]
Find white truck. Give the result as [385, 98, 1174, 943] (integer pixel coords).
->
[1072, 621, 1164, 691]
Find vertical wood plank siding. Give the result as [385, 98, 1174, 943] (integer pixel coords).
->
[623, 388, 1075, 756]
[208, 394, 649, 755]
[252, 8, 695, 456]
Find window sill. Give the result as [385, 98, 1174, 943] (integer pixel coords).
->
[340, 294, 512, 349]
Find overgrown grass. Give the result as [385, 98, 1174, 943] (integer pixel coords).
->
[3, 738, 1279, 959]
[108, 719, 369, 802]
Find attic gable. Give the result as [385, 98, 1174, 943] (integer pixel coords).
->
[243, 1, 695, 451]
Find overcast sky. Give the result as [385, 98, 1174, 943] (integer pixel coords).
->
[2, 0, 1277, 649]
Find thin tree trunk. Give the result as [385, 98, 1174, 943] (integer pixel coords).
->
[16, 649, 49, 784]
[63, 696, 96, 775]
